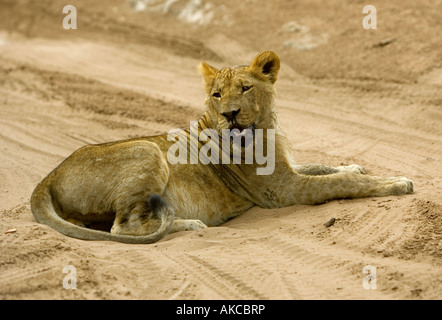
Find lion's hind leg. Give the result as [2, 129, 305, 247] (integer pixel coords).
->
[171, 218, 207, 232]
[112, 212, 207, 235]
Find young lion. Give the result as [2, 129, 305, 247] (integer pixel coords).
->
[31, 51, 414, 243]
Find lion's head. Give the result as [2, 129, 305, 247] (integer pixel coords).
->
[199, 51, 280, 135]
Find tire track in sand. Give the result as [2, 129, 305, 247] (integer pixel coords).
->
[160, 251, 267, 299]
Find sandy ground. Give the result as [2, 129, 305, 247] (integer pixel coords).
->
[0, 0, 441, 300]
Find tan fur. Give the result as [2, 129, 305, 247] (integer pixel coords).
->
[30, 51, 414, 243]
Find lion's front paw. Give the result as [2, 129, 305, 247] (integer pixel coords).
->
[391, 177, 414, 195]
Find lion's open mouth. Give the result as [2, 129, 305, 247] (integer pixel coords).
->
[229, 123, 255, 134]
[228, 124, 255, 148]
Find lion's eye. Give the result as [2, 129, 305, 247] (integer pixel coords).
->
[242, 86, 252, 92]
[212, 92, 221, 98]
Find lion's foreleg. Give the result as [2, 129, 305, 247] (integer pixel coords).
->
[288, 172, 414, 205]
[292, 164, 366, 176]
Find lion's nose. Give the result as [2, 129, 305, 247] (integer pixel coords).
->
[222, 109, 240, 122]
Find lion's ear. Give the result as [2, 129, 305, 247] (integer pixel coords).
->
[250, 51, 280, 84]
[199, 61, 219, 94]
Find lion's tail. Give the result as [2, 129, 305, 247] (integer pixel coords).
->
[30, 182, 174, 244]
